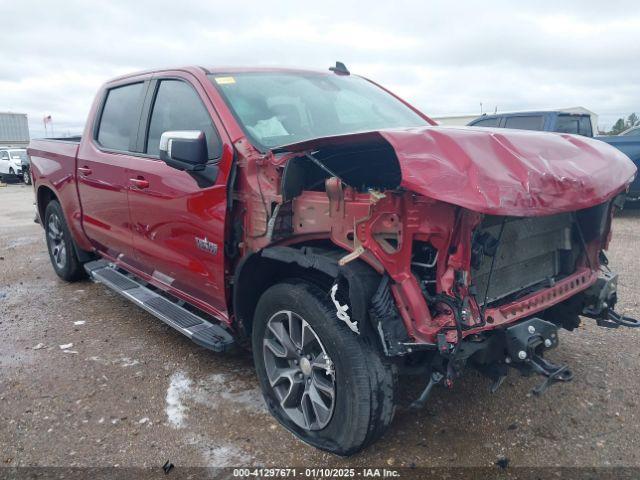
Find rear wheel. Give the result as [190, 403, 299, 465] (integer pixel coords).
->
[252, 281, 397, 455]
[44, 200, 85, 281]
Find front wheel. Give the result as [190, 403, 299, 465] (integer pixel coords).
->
[44, 200, 86, 281]
[252, 281, 397, 455]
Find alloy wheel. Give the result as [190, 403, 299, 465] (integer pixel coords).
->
[47, 213, 66, 269]
[262, 310, 336, 431]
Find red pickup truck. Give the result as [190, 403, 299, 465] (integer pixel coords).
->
[28, 64, 638, 455]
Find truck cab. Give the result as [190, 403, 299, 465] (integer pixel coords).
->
[468, 110, 594, 137]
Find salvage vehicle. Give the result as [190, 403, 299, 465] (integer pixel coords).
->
[28, 64, 638, 455]
[0, 148, 25, 182]
[468, 111, 640, 203]
[16, 148, 31, 184]
[467, 110, 594, 136]
[619, 126, 640, 137]
[595, 133, 640, 203]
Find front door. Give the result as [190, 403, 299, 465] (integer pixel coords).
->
[126, 76, 231, 317]
[77, 81, 147, 264]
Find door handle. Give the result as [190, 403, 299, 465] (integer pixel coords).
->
[78, 166, 92, 176]
[129, 177, 149, 189]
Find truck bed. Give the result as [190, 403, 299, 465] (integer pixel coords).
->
[28, 137, 81, 163]
[27, 137, 87, 250]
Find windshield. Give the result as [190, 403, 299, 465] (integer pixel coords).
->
[8, 149, 27, 161]
[209, 72, 428, 149]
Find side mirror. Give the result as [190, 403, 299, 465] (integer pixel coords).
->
[159, 131, 208, 171]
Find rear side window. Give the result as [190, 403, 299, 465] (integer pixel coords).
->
[555, 115, 579, 135]
[555, 115, 592, 137]
[472, 117, 500, 127]
[146, 80, 221, 159]
[623, 127, 640, 136]
[504, 115, 544, 131]
[97, 83, 145, 151]
[578, 117, 592, 137]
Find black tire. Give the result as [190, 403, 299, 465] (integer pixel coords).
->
[252, 281, 397, 456]
[44, 200, 86, 281]
[23, 169, 31, 185]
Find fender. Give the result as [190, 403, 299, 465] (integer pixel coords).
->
[232, 245, 406, 352]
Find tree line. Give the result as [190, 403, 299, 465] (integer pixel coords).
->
[602, 113, 639, 135]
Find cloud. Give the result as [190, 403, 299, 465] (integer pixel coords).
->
[0, 0, 638, 137]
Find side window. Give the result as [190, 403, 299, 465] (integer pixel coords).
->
[472, 117, 500, 127]
[0, 151, 9, 160]
[555, 115, 580, 135]
[623, 127, 640, 136]
[578, 117, 593, 137]
[504, 115, 544, 131]
[146, 80, 221, 159]
[97, 83, 145, 151]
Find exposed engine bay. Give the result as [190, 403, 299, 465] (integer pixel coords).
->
[232, 126, 639, 398]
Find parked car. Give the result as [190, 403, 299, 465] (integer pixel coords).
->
[0, 147, 25, 182]
[596, 124, 640, 202]
[619, 126, 640, 136]
[28, 65, 638, 455]
[468, 110, 595, 136]
[15, 148, 31, 184]
[595, 133, 640, 202]
[468, 111, 640, 203]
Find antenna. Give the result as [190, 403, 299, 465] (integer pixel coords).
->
[329, 61, 350, 75]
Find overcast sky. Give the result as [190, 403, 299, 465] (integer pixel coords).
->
[1, 0, 638, 137]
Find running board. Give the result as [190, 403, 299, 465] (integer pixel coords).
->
[84, 260, 234, 352]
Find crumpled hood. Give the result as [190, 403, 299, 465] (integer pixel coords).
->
[276, 126, 637, 216]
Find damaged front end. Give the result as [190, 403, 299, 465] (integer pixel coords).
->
[232, 125, 638, 403]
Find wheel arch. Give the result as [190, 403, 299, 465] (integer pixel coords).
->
[36, 185, 58, 223]
[233, 246, 384, 342]
[38, 185, 95, 263]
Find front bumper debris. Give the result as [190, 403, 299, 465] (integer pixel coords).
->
[583, 271, 640, 328]
[503, 318, 573, 395]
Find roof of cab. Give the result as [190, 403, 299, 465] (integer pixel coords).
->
[105, 65, 331, 84]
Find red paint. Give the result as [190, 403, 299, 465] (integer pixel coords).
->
[278, 127, 637, 216]
[28, 66, 637, 346]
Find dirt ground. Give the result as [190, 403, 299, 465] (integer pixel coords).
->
[1, 181, 640, 471]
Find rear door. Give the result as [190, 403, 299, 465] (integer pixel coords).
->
[77, 80, 148, 263]
[126, 73, 232, 317]
[503, 115, 545, 131]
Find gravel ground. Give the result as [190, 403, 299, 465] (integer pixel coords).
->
[1, 182, 640, 472]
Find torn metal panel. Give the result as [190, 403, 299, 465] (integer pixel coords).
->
[275, 127, 636, 216]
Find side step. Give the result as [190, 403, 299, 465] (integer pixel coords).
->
[84, 260, 234, 352]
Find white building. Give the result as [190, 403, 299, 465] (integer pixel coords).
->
[0, 112, 30, 148]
